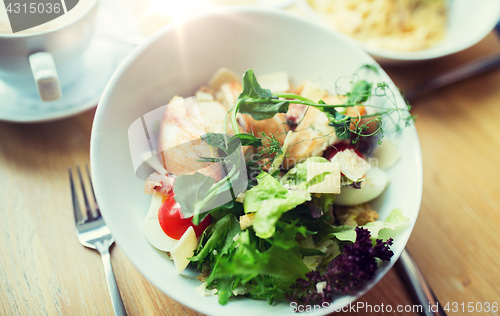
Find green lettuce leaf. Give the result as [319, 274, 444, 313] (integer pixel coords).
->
[216, 229, 308, 284]
[270, 220, 308, 250]
[327, 208, 410, 243]
[190, 214, 241, 268]
[323, 225, 357, 243]
[212, 224, 309, 304]
[365, 208, 410, 240]
[244, 172, 311, 238]
[281, 157, 330, 186]
[198, 218, 309, 305]
[307, 193, 336, 218]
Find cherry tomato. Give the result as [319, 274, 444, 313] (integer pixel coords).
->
[158, 193, 211, 240]
[324, 143, 364, 161]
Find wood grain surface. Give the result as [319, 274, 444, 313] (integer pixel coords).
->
[1, 5, 500, 316]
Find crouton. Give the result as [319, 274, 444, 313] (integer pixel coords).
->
[335, 203, 380, 226]
[239, 213, 256, 230]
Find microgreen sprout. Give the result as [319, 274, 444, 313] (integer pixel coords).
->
[223, 69, 414, 145]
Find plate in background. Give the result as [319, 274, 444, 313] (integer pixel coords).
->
[296, 0, 500, 64]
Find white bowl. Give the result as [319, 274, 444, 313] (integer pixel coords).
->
[297, 0, 500, 64]
[91, 6, 423, 316]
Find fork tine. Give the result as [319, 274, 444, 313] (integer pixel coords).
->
[77, 166, 93, 220]
[69, 168, 83, 224]
[85, 164, 101, 218]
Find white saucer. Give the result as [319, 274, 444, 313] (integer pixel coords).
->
[0, 1, 140, 123]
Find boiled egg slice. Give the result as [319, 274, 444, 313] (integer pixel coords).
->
[142, 192, 178, 252]
[143, 193, 200, 273]
[336, 168, 389, 206]
[371, 139, 401, 170]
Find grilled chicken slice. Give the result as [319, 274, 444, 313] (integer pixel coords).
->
[283, 106, 341, 169]
[157, 96, 234, 181]
[237, 113, 289, 144]
[283, 81, 344, 168]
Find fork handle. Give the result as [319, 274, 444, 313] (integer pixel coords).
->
[97, 244, 128, 316]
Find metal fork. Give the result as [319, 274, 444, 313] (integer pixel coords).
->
[69, 166, 127, 316]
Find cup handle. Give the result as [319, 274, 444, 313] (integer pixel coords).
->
[28, 52, 62, 102]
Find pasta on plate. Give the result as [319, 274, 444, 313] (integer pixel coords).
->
[307, 0, 448, 51]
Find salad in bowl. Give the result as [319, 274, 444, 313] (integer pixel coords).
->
[90, 7, 422, 316]
[136, 67, 413, 308]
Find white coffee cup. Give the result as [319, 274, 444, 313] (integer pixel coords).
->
[0, 0, 98, 102]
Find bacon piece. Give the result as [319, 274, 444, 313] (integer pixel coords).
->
[144, 172, 175, 195]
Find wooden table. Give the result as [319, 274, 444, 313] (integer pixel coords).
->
[2, 9, 500, 316]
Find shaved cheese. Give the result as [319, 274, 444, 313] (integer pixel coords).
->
[195, 90, 214, 102]
[195, 282, 217, 296]
[209, 68, 240, 89]
[300, 80, 327, 102]
[170, 226, 198, 274]
[307, 162, 341, 194]
[236, 190, 246, 203]
[257, 71, 290, 93]
[331, 149, 370, 181]
[316, 282, 327, 294]
[232, 287, 250, 296]
[143, 193, 178, 251]
[218, 82, 242, 110]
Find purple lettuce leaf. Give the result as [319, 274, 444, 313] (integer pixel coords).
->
[286, 227, 394, 306]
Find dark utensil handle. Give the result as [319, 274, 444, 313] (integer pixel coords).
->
[405, 52, 500, 103]
[494, 20, 500, 35]
[395, 249, 447, 316]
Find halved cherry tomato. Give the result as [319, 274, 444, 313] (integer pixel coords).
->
[158, 193, 211, 240]
[324, 143, 364, 161]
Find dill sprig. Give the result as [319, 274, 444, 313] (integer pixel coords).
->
[246, 133, 285, 188]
